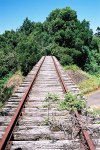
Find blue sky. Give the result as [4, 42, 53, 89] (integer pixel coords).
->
[0, 0, 100, 34]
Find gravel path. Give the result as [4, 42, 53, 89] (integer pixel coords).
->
[86, 90, 100, 107]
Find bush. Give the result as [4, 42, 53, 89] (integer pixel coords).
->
[60, 54, 74, 65]
[59, 92, 86, 111]
[0, 86, 14, 107]
[0, 72, 13, 86]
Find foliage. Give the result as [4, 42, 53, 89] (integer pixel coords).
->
[78, 73, 100, 94]
[46, 93, 60, 102]
[59, 92, 86, 111]
[0, 70, 23, 107]
[83, 46, 100, 74]
[64, 65, 80, 70]
[0, 51, 18, 78]
[0, 86, 14, 107]
[18, 18, 35, 35]
[95, 27, 100, 37]
[87, 107, 100, 117]
[0, 71, 14, 107]
[0, 6, 100, 81]
[0, 72, 13, 87]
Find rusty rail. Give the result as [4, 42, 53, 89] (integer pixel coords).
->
[52, 56, 95, 150]
[52, 56, 68, 93]
[0, 56, 45, 150]
[75, 111, 95, 150]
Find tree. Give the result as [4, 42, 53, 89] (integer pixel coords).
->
[18, 17, 35, 35]
[96, 27, 100, 37]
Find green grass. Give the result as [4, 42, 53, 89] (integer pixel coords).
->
[64, 65, 80, 71]
[64, 64, 100, 94]
[0, 70, 23, 108]
[78, 73, 100, 94]
[0, 86, 14, 107]
[0, 72, 14, 108]
[93, 109, 100, 116]
[0, 72, 13, 87]
[88, 108, 100, 117]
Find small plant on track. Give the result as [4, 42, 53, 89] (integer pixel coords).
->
[59, 92, 86, 112]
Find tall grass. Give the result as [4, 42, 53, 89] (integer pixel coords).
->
[0, 86, 14, 107]
[64, 65, 80, 70]
[0, 72, 14, 107]
[64, 65, 100, 94]
[78, 74, 100, 94]
[0, 72, 13, 87]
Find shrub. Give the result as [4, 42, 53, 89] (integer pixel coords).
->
[64, 65, 79, 70]
[0, 86, 14, 107]
[59, 92, 86, 111]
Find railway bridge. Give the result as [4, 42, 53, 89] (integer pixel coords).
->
[0, 56, 100, 150]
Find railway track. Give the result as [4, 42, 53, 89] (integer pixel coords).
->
[0, 56, 100, 150]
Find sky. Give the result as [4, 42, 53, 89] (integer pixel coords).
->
[0, 0, 100, 34]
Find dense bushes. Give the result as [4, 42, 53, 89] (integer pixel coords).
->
[0, 7, 100, 80]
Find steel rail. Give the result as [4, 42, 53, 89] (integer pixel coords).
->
[0, 56, 45, 150]
[52, 56, 68, 93]
[75, 111, 95, 150]
[52, 56, 95, 150]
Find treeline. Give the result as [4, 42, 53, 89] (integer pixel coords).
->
[0, 7, 100, 79]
